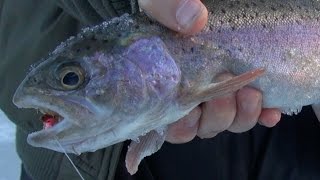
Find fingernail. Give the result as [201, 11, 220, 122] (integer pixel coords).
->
[176, 0, 204, 30]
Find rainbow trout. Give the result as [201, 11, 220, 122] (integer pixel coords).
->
[13, 0, 320, 174]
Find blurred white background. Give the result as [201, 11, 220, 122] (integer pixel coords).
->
[0, 109, 21, 180]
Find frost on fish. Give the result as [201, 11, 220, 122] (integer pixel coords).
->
[12, 0, 320, 175]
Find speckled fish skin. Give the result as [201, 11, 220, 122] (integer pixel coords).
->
[199, 0, 320, 114]
[12, 0, 320, 158]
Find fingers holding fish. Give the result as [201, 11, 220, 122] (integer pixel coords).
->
[227, 87, 262, 133]
[166, 107, 201, 144]
[138, 0, 208, 34]
[257, 108, 282, 127]
[166, 72, 282, 143]
[197, 92, 237, 139]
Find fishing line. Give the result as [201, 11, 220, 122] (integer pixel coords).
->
[54, 136, 85, 180]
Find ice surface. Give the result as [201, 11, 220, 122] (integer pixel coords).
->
[0, 109, 21, 180]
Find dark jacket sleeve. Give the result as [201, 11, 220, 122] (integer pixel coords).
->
[0, 0, 129, 179]
[56, 0, 137, 25]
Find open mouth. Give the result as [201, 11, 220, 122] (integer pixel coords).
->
[39, 109, 64, 129]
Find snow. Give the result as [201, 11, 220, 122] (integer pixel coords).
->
[0, 109, 21, 180]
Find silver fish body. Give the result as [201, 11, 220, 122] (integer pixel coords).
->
[12, 0, 320, 173]
[170, 0, 320, 114]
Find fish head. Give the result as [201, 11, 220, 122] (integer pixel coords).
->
[12, 15, 181, 154]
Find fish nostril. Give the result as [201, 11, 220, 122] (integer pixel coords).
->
[29, 76, 41, 85]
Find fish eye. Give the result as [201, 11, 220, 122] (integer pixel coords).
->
[59, 66, 85, 90]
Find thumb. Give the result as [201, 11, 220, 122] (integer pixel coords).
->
[138, 0, 208, 35]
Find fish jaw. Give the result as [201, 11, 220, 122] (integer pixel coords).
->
[12, 94, 96, 152]
[14, 95, 115, 154]
[13, 84, 114, 153]
[27, 104, 187, 155]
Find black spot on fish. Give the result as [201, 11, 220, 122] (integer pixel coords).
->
[31, 76, 40, 85]
[134, 25, 140, 29]
[221, 8, 226, 14]
[270, 6, 277, 11]
[86, 46, 91, 50]
[277, 3, 284, 9]
[244, 3, 250, 8]
[148, 20, 154, 25]
[91, 37, 97, 41]
[289, 5, 294, 12]
[76, 48, 81, 53]
[251, 2, 257, 7]
[190, 47, 194, 53]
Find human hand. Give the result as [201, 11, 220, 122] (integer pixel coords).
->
[139, 0, 282, 143]
[138, 0, 208, 34]
[166, 72, 282, 143]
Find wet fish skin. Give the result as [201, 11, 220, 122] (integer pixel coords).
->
[12, 0, 320, 174]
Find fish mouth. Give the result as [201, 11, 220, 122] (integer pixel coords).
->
[27, 106, 87, 152]
[38, 108, 64, 129]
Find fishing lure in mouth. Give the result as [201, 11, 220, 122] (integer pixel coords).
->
[41, 114, 59, 129]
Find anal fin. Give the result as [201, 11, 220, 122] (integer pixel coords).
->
[125, 128, 167, 175]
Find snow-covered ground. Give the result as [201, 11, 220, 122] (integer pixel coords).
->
[0, 109, 21, 180]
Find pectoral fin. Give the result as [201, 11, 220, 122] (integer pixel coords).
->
[125, 128, 167, 175]
[181, 68, 265, 105]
